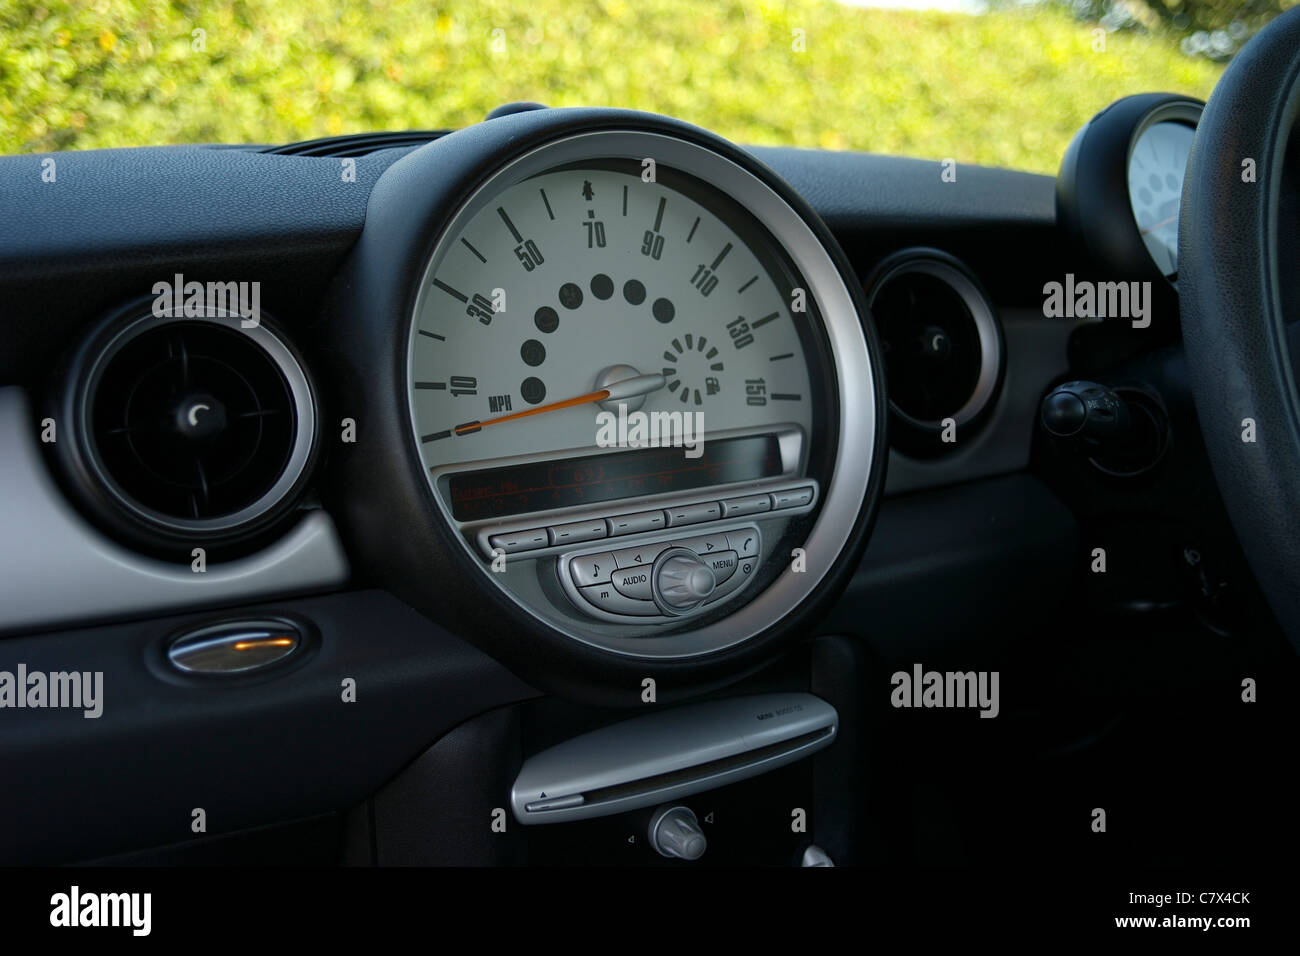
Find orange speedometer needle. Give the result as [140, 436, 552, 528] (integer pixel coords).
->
[453, 372, 665, 434]
[1140, 215, 1179, 236]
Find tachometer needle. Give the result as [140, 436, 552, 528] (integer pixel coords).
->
[453, 372, 665, 434]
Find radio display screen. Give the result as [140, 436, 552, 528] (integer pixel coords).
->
[447, 435, 783, 522]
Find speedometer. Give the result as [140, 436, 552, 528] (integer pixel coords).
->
[410, 160, 813, 489]
[326, 111, 885, 681]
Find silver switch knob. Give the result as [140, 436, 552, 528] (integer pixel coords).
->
[654, 549, 716, 610]
[649, 805, 707, 861]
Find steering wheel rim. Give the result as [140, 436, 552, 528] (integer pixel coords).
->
[1180, 7, 1300, 650]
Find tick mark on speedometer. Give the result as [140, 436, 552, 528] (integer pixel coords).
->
[460, 238, 487, 264]
[559, 283, 583, 310]
[652, 298, 675, 324]
[433, 279, 468, 303]
[590, 273, 614, 300]
[623, 280, 646, 305]
[497, 207, 523, 243]
[521, 377, 547, 405]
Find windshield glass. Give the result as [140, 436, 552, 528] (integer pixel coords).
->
[2, 0, 1291, 171]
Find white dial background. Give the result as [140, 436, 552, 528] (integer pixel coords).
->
[1128, 120, 1196, 277]
[410, 164, 815, 477]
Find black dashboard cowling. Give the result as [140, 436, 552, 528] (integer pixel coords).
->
[315, 107, 888, 706]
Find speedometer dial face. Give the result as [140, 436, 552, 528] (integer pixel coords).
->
[1128, 120, 1196, 278]
[410, 160, 817, 504]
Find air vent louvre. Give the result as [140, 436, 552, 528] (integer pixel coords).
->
[864, 250, 1003, 444]
[875, 271, 981, 422]
[93, 322, 295, 520]
[54, 306, 318, 553]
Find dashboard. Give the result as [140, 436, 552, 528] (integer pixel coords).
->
[5, 90, 1289, 870]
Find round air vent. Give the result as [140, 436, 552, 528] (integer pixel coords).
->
[863, 249, 1003, 451]
[52, 304, 318, 554]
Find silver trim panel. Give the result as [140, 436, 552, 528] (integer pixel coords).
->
[557, 522, 763, 624]
[510, 692, 838, 824]
[0, 388, 350, 635]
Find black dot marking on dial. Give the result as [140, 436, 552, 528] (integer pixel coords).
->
[534, 306, 559, 333]
[559, 283, 583, 310]
[521, 377, 547, 405]
[623, 279, 646, 305]
[520, 339, 546, 367]
[591, 274, 614, 300]
[653, 298, 675, 324]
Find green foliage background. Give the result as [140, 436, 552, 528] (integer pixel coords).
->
[1, 0, 1227, 173]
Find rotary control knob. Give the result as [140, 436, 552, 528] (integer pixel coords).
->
[653, 548, 716, 613]
[649, 805, 707, 861]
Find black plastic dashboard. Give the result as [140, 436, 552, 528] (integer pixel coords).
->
[0, 139, 1059, 378]
[0, 113, 1086, 864]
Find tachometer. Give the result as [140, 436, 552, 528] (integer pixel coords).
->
[1128, 120, 1196, 278]
[1057, 93, 1203, 288]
